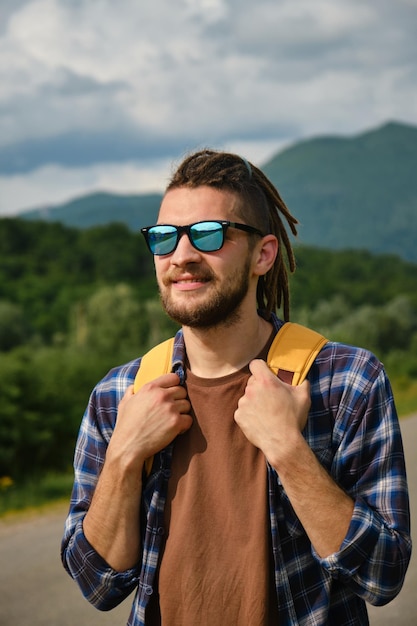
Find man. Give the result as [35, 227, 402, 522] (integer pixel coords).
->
[62, 150, 411, 625]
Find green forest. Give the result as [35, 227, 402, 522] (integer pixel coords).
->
[1, 217, 417, 492]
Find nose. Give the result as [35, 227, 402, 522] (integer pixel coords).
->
[170, 231, 202, 265]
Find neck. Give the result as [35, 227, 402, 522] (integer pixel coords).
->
[182, 311, 273, 378]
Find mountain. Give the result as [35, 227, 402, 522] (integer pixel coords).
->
[262, 120, 417, 262]
[20, 120, 417, 262]
[21, 191, 162, 230]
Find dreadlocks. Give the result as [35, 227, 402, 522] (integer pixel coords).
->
[166, 149, 298, 321]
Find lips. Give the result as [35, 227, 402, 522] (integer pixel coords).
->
[173, 277, 209, 291]
[167, 271, 213, 285]
[174, 277, 209, 284]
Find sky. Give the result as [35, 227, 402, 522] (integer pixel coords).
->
[0, 0, 416, 215]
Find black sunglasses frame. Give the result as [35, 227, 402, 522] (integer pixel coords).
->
[141, 220, 265, 255]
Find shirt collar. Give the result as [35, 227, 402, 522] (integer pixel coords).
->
[171, 312, 285, 384]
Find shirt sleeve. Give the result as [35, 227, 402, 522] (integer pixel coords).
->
[60, 359, 141, 610]
[313, 346, 412, 605]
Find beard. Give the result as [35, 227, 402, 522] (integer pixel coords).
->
[158, 257, 252, 330]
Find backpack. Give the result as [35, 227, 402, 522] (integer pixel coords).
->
[134, 322, 327, 476]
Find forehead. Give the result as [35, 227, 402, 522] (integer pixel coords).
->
[158, 186, 242, 225]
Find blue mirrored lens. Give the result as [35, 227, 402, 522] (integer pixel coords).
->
[190, 221, 224, 251]
[148, 225, 178, 255]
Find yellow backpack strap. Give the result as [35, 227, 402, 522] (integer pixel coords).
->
[133, 337, 175, 476]
[133, 337, 175, 393]
[134, 324, 326, 476]
[267, 322, 327, 386]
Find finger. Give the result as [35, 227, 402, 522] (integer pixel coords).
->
[178, 413, 193, 435]
[296, 378, 311, 398]
[135, 373, 182, 395]
[119, 384, 134, 406]
[155, 383, 188, 403]
[124, 384, 135, 397]
[177, 398, 192, 414]
[248, 358, 275, 378]
[150, 372, 181, 388]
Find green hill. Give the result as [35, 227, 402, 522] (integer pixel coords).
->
[22, 191, 162, 230]
[263, 121, 417, 261]
[20, 120, 417, 262]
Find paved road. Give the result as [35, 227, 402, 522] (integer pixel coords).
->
[367, 413, 417, 625]
[0, 503, 130, 626]
[1, 415, 416, 626]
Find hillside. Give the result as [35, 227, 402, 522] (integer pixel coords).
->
[20, 120, 417, 262]
[21, 191, 162, 230]
[263, 121, 417, 261]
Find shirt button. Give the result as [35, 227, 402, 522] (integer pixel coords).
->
[144, 585, 153, 595]
[157, 526, 165, 535]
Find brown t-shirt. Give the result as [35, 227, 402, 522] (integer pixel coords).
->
[148, 340, 278, 625]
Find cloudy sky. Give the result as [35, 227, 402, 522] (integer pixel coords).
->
[1, 0, 416, 215]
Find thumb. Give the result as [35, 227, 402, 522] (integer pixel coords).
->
[248, 358, 275, 378]
[119, 384, 134, 406]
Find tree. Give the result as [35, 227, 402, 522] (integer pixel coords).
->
[72, 283, 148, 357]
[0, 301, 28, 350]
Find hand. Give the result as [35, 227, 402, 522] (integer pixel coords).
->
[108, 373, 192, 471]
[234, 359, 311, 467]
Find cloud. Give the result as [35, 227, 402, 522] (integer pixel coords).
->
[0, 159, 171, 215]
[0, 128, 188, 175]
[0, 137, 289, 215]
[0, 0, 416, 213]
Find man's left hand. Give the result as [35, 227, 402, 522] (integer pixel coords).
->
[234, 359, 311, 467]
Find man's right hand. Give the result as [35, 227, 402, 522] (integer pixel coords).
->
[107, 374, 192, 473]
[83, 373, 191, 571]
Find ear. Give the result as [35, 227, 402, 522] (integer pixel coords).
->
[251, 234, 278, 277]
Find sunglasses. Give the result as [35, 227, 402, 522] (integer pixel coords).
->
[141, 220, 264, 256]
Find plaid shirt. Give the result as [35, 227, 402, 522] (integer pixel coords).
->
[61, 314, 411, 626]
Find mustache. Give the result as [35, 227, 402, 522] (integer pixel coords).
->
[163, 265, 215, 285]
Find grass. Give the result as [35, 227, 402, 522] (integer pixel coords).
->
[392, 378, 417, 419]
[0, 472, 73, 518]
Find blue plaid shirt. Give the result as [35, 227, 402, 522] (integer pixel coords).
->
[61, 315, 411, 625]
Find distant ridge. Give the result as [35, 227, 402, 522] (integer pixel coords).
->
[21, 191, 162, 230]
[19, 120, 417, 262]
[262, 120, 417, 262]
